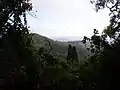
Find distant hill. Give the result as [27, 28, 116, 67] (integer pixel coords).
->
[51, 36, 83, 41]
[31, 33, 89, 61]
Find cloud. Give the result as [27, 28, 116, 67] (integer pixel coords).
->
[28, 0, 110, 40]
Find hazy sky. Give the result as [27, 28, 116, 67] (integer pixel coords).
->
[27, 0, 110, 40]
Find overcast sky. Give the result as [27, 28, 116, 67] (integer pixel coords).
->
[27, 0, 110, 40]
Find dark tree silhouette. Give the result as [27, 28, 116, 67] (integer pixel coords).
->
[0, 0, 41, 90]
[72, 46, 78, 62]
[67, 44, 78, 63]
[67, 44, 73, 62]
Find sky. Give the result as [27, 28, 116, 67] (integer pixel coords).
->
[27, 0, 110, 41]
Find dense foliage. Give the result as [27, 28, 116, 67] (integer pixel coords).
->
[1, 0, 120, 90]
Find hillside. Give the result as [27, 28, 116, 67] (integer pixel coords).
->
[31, 33, 89, 61]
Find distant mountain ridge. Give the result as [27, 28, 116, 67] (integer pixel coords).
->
[31, 33, 89, 61]
[51, 36, 83, 41]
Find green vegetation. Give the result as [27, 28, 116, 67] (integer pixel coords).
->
[32, 33, 89, 61]
[1, 0, 120, 90]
